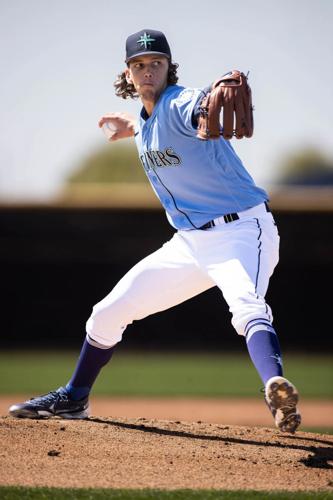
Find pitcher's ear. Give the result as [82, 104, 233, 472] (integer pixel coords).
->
[125, 69, 132, 84]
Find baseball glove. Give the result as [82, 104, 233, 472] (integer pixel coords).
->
[197, 70, 253, 140]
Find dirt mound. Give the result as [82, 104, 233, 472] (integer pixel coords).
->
[1, 397, 332, 427]
[1, 416, 332, 491]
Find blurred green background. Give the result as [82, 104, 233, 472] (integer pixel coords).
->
[1, 352, 331, 399]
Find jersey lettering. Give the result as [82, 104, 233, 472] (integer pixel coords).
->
[156, 151, 172, 166]
[140, 148, 182, 172]
[165, 147, 181, 165]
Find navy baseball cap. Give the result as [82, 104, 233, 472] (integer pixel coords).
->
[125, 29, 171, 63]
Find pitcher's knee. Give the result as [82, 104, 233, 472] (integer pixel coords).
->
[86, 316, 125, 347]
[85, 297, 135, 347]
[230, 297, 273, 336]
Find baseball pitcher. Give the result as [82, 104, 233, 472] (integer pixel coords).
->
[9, 29, 301, 433]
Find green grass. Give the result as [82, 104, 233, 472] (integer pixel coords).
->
[0, 351, 332, 399]
[301, 427, 333, 435]
[0, 487, 332, 500]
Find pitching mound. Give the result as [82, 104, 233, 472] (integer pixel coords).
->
[1, 416, 332, 491]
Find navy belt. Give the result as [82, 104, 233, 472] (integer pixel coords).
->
[199, 202, 271, 230]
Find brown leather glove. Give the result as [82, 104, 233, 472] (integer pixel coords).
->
[197, 70, 253, 140]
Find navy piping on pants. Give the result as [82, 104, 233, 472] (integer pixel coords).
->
[254, 217, 262, 291]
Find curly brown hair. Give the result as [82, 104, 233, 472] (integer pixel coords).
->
[114, 62, 179, 99]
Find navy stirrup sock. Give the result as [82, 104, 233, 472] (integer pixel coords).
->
[66, 336, 114, 400]
[245, 323, 283, 385]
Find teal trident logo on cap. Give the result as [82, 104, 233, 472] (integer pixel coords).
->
[137, 32, 156, 50]
[126, 29, 171, 62]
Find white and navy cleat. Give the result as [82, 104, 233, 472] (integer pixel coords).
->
[9, 387, 89, 419]
[265, 376, 301, 433]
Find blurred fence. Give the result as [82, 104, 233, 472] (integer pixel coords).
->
[1, 190, 332, 352]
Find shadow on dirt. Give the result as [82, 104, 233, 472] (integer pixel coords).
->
[89, 416, 333, 470]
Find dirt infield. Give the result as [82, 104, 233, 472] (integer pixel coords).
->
[1, 396, 332, 427]
[1, 415, 332, 491]
[1, 397, 333, 491]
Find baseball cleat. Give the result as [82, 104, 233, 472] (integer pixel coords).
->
[265, 376, 301, 433]
[8, 387, 89, 419]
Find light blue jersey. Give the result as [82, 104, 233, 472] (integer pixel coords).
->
[134, 84, 268, 230]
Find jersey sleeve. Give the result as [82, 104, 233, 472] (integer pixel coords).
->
[191, 85, 212, 128]
[169, 87, 209, 136]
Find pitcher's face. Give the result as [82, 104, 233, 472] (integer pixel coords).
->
[126, 54, 169, 103]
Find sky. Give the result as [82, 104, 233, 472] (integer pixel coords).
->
[0, 0, 332, 201]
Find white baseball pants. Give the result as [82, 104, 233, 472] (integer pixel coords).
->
[86, 204, 279, 347]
